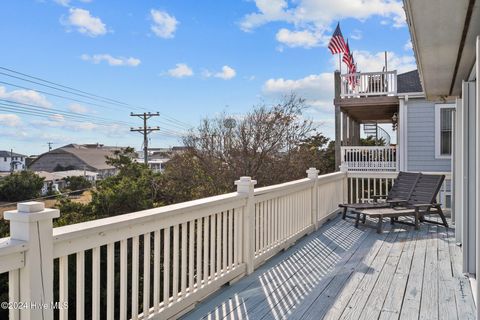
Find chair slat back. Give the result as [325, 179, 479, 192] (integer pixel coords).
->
[406, 174, 445, 207]
[386, 171, 421, 201]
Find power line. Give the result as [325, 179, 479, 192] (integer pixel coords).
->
[130, 112, 161, 164]
[0, 66, 195, 129]
[0, 99, 136, 127]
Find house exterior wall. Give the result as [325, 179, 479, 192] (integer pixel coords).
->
[0, 156, 26, 172]
[406, 98, 452, 172]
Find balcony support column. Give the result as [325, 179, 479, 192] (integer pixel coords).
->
[235, 176, 257, 275]
[4, 202, 60, 320]
[335, 71, 342, 171]
[307, 168, 319, 230]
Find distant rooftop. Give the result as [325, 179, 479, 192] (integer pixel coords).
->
[397, 70, 423, 94]
[0, 151, 26, 158]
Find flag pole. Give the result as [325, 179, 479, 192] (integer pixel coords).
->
[339, 54, 342, 74]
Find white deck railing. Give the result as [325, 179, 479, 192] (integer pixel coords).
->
[341, 146, 397, 172]
[0, 169, 347, 320]
[340, 70, 397, 98]
[346, 171, 452, 209]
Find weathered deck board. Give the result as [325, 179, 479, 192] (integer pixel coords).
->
[181, 215, 475, 320]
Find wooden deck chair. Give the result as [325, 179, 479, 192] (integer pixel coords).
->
[339, 171, 421, 219]
[353, 174, 448, 233]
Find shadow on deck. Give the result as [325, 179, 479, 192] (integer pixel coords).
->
[181, 214, 475, 320]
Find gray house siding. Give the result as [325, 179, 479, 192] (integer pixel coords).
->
[406, 99, 452, 172]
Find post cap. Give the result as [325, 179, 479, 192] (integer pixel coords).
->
[4, 201, 60, 223]
[306, 167, 319, 178]
[234, 176, 257, 186]
[17, 202, 45, 213]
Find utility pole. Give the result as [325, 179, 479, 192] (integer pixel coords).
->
[47, 142, 54, 152]
[130, 112, 160, 165]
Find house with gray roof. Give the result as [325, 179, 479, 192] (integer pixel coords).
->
[28, 144, 123, 178]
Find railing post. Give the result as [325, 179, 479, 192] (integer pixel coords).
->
[306, 168, 319, 230]
[4, 202, 59, 320]
[235, 177, 257, 275]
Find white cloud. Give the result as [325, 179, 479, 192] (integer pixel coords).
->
[0, 86, 52, 108]
[350, 29, 363, 40]
[204, 65, 236, 80]
[68, 103, 89, 114]
[276, 28, 320, 48]
[167, 63, 193, 78]
[150, 9, 178, 39]
[263, 72, 336, 137]
[0, 114, 21, 127]
[240, 0, 405, 47]
[264, 73, 333, 111]
[353, 50, 416, 73]
[54, 0, 70, 6]
[81, 54, 141, 67]
[404, 40, 413, 51]
[64, 8, 107, 37]
[49, 114, 65, 122]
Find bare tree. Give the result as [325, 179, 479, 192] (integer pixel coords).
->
[182, 94, 315, 187]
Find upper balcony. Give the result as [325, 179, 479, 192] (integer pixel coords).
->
[340, 70, 397, 99]
[0, 170, 462, 320]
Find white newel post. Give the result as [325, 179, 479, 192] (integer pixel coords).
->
[235, 176, 256, 275]
[306, 168, 319, 229]
[4, 202, 59, 320]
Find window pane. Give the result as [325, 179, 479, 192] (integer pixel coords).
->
[440, 108, 453, 155]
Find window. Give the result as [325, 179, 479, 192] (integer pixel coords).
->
[435, 104, 455, 158]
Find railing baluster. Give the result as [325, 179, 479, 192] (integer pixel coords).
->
[227, 210, 233, 270]
[131, 236, 139, 319]
[92, 247, 100, 320]
[173, 225, 179, 301]
[107, 243, 115, 320]
[163, 227, 171, 307]
[196, 218, 202, 288]
[216, 213, 222, 276]
[153, 230, 160, 312]
[222, 211, 228, 273]
[181, 223, 187, 298]
[119, 241, 127, 320]
[143, 233, 151, 317]
[203, 217, 209, 283]
[59, 256, 68, 320]
[188, 221, 195, 293]
[75, 251, 85, 320]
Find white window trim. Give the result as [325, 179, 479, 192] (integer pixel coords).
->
[434, 103, 455, 159]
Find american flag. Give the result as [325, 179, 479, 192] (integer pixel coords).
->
[342, 40, 354, 70]
[328, 23, 347, 54]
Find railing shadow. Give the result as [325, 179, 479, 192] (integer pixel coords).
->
[183, 218, 368, 320]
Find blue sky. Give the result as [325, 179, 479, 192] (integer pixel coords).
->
[0, 0, 415, 155]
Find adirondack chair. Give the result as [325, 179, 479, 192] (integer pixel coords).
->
[353, 174, 448, 233]
[339, 171, 421, 220]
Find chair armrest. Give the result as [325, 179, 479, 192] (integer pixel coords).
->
[413, 203, 434, 210]
[372, 194, 387, 202]
[386, 199, 408, 207]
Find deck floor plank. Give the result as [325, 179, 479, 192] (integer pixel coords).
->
[180, 215, 475, 320]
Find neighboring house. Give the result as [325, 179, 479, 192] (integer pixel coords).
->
[334, 69, 454, 173]
[28, 144, 122, 178]
[135, 158, 170, 173]
[0, 151, 26, 172]
[35, 170, 98, 195]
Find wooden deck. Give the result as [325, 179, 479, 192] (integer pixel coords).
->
[181, 214, 475, 320]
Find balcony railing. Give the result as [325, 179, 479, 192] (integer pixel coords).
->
[0, 169, 346, 320]
[0, 169, 452, 320]
[340, 70, 397, 98]
[341, 146, 397, 172]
